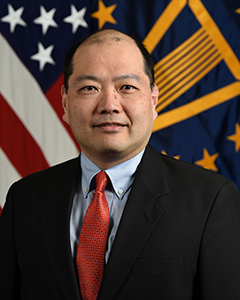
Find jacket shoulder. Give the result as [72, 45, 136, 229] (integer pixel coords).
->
[9, 156, 80, 195]
[144, 144, 233, 193]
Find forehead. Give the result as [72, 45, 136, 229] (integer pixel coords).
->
[72, 33, 144, 72]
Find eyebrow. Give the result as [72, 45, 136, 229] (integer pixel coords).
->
[74, 75, 99, 84]
[73, 74, 142, 85]
[113, 74, 142, 82]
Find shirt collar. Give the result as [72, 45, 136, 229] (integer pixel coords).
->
[80, 150, 145, 199]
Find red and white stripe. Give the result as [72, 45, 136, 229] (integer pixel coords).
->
[0, 33, 80, 210]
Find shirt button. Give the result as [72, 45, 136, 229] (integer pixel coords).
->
[84, 188, 88, 193]
[118, 189, 124, 195]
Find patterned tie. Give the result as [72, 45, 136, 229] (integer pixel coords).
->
[76, 171, 109, 300]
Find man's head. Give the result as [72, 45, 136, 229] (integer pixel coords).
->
[61, 29, 158, 169]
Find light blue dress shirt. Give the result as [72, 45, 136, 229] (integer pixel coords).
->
[70, 150, 144, 263]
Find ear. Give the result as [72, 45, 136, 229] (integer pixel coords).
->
[61, 85, 70, 125]
[151, 84, 159, 121]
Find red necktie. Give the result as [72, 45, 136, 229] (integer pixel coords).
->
[76, 171, 109, 300]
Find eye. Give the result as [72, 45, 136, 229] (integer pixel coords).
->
[121, 85, 134, 90]
[81, 86, 97, 91]
[78, 85, 99, 94]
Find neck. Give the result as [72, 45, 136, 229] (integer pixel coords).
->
[81, 149, 145, 170]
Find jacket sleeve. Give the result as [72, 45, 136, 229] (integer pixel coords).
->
[0, 184, 21, 300]
[198, 180, 240, 299]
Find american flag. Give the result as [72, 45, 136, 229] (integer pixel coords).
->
[1, 0, 240, 214]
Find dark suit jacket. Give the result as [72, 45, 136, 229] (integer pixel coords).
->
[1, 144, 240, 300]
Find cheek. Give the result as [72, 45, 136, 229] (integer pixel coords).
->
[71, 104, 80, 116]
[70, 99, 86, 114]
[132, 100, 153, 118]
[68, 103, 84, 124]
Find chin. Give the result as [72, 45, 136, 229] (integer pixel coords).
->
[99, 146, 124, 156]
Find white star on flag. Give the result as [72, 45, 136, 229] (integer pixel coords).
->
[33, 5, 58, 35]
[63, 5, 88, 34]
[30, 42, 55, 71]
[1, 4, 27, 33]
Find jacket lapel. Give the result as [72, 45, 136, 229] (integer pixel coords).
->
[41, 157, 81, 300]
[98, 145, 169, 300]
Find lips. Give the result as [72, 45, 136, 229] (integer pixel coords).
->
[94, 122, 126, 132]
[94, 122, 125, 127]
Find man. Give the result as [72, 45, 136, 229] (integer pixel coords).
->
[0, 29, 240, 300]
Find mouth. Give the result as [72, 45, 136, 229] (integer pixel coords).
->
[94, 122, 126, 132]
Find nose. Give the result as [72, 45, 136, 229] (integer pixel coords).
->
[96, 89, 122, 114]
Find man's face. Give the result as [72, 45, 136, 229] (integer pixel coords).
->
[62, 34, 158, 168]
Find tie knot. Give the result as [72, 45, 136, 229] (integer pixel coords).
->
[95, 171, 107, 193]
